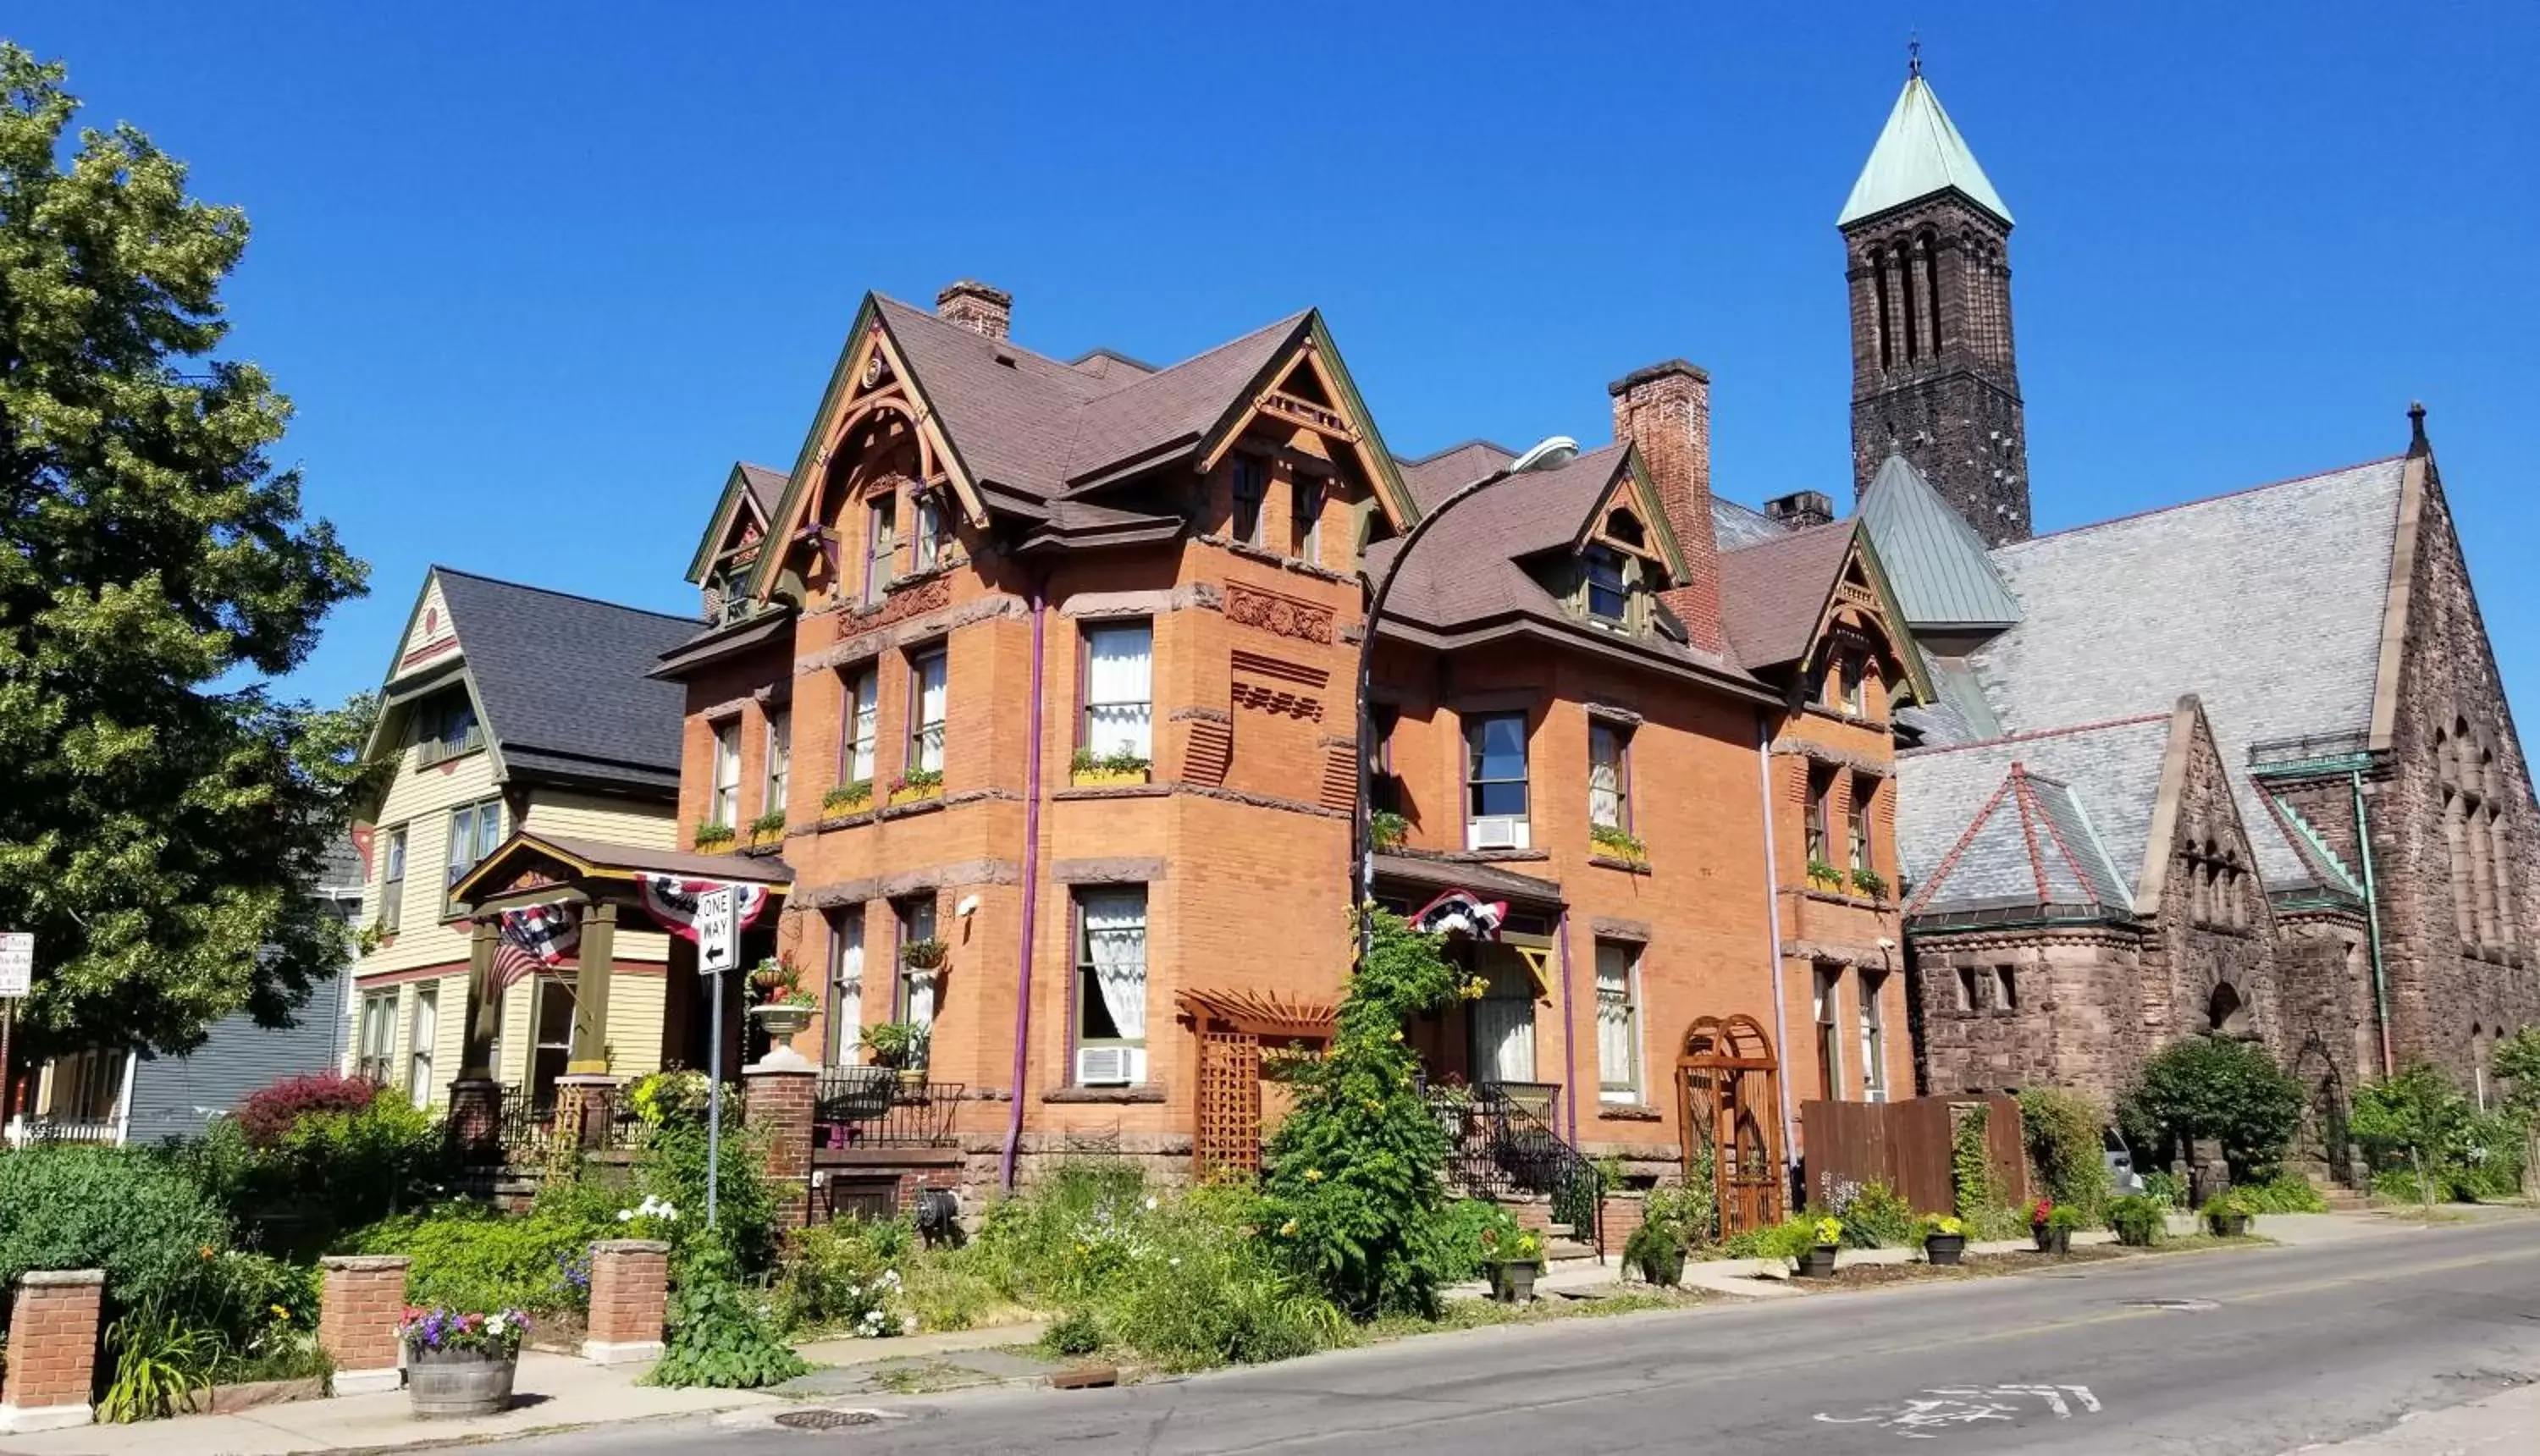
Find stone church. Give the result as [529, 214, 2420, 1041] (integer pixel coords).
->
[1726, 62, 2538, 1150]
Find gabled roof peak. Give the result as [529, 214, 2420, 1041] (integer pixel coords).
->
[1839, 71, 2013, 229]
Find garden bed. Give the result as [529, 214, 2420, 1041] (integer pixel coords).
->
[1758, 1233, 2272, 1293]
[178, 1375, 330, 1415]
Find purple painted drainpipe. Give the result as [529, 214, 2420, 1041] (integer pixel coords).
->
[1000, 578, 1048, 1189]
[1557, 909, 1581, 1144]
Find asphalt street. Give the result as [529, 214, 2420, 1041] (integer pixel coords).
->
[505, 1217, 2540, 1454]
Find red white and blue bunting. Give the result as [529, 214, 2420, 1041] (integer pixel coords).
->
[1409, 888, 1508, 941]
[638, 874, 770, 944]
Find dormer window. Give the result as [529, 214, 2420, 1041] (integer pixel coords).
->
[1604, 509, 1646, 549]
[1584, 546, 1630, 623]
[913, 488, 952, 572]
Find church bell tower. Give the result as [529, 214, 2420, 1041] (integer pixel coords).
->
[1842, 54, 2031, 546]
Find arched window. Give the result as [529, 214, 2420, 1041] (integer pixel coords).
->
[1870, 247, 1895, 369]
[1919, 229, 1942, 355]
[2437, 720, 2512, 951]
[1898, 239, 1921, 362]
[2208, 982, 2251, 1037]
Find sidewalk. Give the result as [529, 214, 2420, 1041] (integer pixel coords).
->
[0, 1321, 1051, 1456]
[2292, 1380, 2540, 1453]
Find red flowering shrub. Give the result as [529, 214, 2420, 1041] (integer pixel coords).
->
[237, 1071, 378, 1148]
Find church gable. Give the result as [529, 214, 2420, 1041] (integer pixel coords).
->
[2138, 697, 2271, 937]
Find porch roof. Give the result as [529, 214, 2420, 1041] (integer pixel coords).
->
[449, 829, 794, 911]
[1371, 852, 1563, 910]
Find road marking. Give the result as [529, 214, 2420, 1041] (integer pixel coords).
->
[1814, 1385, 2104, 1438]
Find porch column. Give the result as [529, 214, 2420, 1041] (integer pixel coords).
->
[449, 918, 503, 1161]
[555, 902, 619, 1150]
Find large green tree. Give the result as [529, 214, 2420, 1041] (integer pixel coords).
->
[0, 44, 369, 1058]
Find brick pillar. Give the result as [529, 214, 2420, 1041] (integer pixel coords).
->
[554, 1074, 617, 1152]
[0, 1271, 103, 1433]
[743, 1045, 818, 1229]
[582, 1240, 670, 1365]
[447, 1078, 501, 1162]
[318, 1255, 411, 1395]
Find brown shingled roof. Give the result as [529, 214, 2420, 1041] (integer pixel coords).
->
[1717, 520, 1858, 670]
[736, 463, 788, 516]
[1396, 439, 1516, 510]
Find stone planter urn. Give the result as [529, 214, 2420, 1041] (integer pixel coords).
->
[2206, 1211, 2250, 1238]
[1924, 1233, 1968, 1266]
[406, 1345, 517, 1420]
[1797, 1244, 1840, 1279]
[1489, 1260, 1540, 1304]
[751, 1002, 814, 1041]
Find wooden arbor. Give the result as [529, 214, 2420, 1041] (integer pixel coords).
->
[1176, 988, 1335, 1178]
[1677, 1013, 1786, 1238]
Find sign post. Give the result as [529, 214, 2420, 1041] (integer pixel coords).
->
[695, 888, 737, 1229]
[0, 934, 27, 1132]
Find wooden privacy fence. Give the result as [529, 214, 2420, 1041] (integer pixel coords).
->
[1799, 1095, 2029, 1215]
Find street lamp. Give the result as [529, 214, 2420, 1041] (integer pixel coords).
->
[1350, 435, 1581, 966]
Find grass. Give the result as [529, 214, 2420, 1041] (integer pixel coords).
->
[1362, 1288, 1702, 1341]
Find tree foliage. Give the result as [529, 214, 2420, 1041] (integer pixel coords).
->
[2018, 1086, 2108, 1218]
[1259, 907, 1464, 1318]
[0, 45, 369, 1057]
[2118, 1036, 2304, 1181]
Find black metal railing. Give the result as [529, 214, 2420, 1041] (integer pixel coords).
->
[1425, 1080, 1603, 1258]
[813, 1068, 964, 1148]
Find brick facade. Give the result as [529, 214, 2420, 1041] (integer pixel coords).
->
[0, 1270, 103, 1433]
[583, 1240, 670, 1365]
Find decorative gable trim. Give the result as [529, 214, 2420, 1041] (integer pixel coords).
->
[1571, 448, 1693, 587]
[1799, 531, 1935, 705]
[683, 464, 776, 586]
[1194, 312, 1420, 532]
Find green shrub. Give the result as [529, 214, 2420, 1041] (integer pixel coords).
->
[1951, 1106, 2002, 1220]
[2140, 1170, 2188, 1209]
[0, 1148, 229, 1328]
[2105, 1194, 2166, 1247]
[624, 1071, 779, 1277]
[773, 1219, 908, 1337]
[1817, 1181, 1915, 1249]
[2234, 1173, 2327, 1215]
[2119, 1038, 2304, 1182]
[1258, 908, 1462, 1317]
[341, 1178, 621, 1315]
[1422, 1199, 1521, 1285]
[1639, 1181, 1711, 1250]
[1041, 1307, 1104, 1357]
[2018, 1087, 2107, 1220]
[644, 1240, 808, 1390]
[1723, 1216, 1818, 1262]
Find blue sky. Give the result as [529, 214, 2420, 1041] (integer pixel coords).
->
[16, 2, 2538, 720]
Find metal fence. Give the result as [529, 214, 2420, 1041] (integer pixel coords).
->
[813, 1069, 964, 1149]
[1426, 1081, 1602, 1255]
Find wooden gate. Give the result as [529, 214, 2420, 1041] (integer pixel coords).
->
[1798, 1095, 2028, 1214]
[1678, 1013, 1785, 1237]
[1195, 1026, 1263, 1177]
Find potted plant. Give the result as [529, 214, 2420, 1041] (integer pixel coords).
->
[1425, 1070, 1474, 1140]
[2106, 1193, 2166, 1248]
[1797, 1216, 1844, 1277]
[888, 768, 944, 805]
[1069, 746, 1152, 787]
[822, 780, 873, 815]
[1481, 1226, 1544, 1304]
[747, 957, 816, 1040]
[860, 1021, 929, 1087]
[1590, 823, 1648, 864]
[1623, 1219, 1686, 1288]
[900, 937, 949, 979]
[401, 1305, 529, 1419]
[2032, 1200, 2084, 1255]
[1918, 1214, 1968, 1266]
[2203, 1191, 2254, 1238]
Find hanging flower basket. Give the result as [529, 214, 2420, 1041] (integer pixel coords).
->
[900, 938, 949, 973]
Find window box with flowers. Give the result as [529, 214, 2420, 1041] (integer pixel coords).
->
[1849, 866, 1890, 901]
[822, 780, 873, 816]
[401, 1306, 530, 1418]
[692, 822, 736, 852]
[745, 808, 788, 850]
[888, 769, 944, 807]
[1804, 858, 1847, 891]
[1068, 747, 1151, 788]
[1589, 823, 1648, 865]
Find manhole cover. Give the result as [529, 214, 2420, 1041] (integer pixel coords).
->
[2121, 1298, 2219, 1312]
[776, 1409, 883, 1431]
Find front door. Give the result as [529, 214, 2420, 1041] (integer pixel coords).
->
[529, 974, 576, 1110]
[1466, 948, 1537, 1085]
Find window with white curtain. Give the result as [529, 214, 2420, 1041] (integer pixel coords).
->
[1468, 951, 1536, 1084]
[1588, 722, 1630, 832]
[764, 709, 791, 819]
[1074, 888, 1150, 1083]
[444, 797, 503, 913]
[1082, 622, 1153, 761]
[839, 665, 879, 786]
[895, 896, 938, 1035]
[1595, 940, 1640, 1100]
[908, 647, 947, 775]
[913, 490, 949, 572]
[864, 493, 897, 604]
[710, 721, 741, 826]
[1860, 968, 1888, 1100]
[1814, 966, 1842, 1100]
[407, 985, 438, 1109]
[827, 911, 864, 1066]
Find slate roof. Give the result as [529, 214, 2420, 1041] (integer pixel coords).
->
[1897, 714, 2174, 918]
[1710, 496, 1792, 550]
[1858, 453, 2022, 630]
[1717, 521, 1857, 670]
[1839, 72, 2013, 227]
[431, 568, 696, 796]
[1968, 457, 2407, 885]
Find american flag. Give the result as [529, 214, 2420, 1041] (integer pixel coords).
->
[494, 902, 580, 991]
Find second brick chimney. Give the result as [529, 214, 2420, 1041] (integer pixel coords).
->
[1610, 361, 1726, 657]
[936, 280, 1012, 339]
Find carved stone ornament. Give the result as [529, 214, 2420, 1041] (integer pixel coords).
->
[1223, 582, 1335, 644]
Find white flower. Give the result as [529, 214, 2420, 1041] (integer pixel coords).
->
[1143, 1196, 1158, 1211]
[617, 1210, 634, 1222]
[1168, 1257, 1181, 1267]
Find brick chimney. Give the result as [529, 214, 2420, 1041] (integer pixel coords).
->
[936, 280, 1012, 340]
[1609, 361, 1726, 656]
[1765, 489, 1836, 528]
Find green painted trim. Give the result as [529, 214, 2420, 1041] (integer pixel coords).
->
[1848, 529, 1935, 704]
[1306, 313, 1421, 529]
[2249, 753, 2379, 780]
[682, 464, 755, 585]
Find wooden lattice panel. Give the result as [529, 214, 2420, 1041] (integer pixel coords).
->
[1195, 1028, 1263, 1177]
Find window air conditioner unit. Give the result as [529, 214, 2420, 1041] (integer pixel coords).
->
[1076, 1046, 1135, 1087]
[1467, 816, 1527, 851]
[1865, 1087, 1889, 1105]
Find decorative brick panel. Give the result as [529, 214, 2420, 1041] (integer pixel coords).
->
[0, 1270, 103, 1432]
[318, 1255, 411, 1395]
[583, 1240, 670, 1365]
